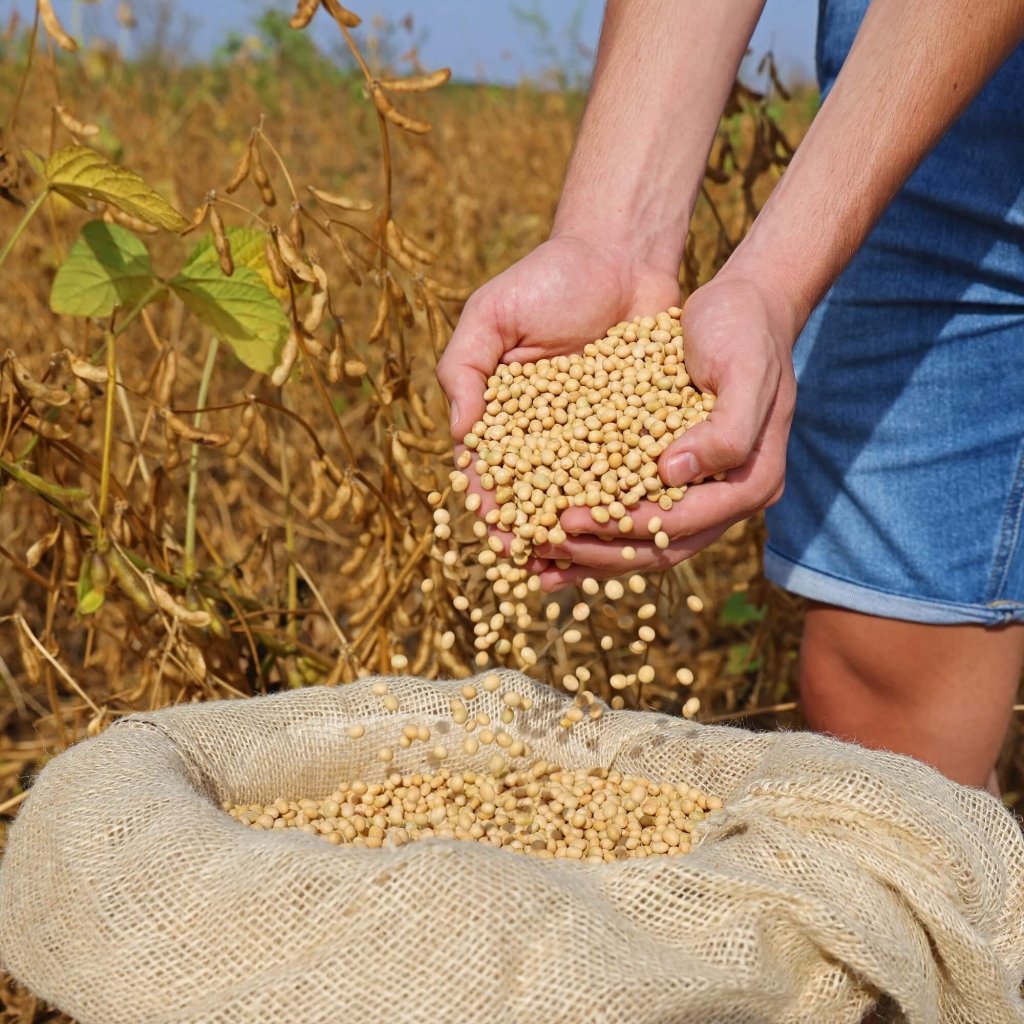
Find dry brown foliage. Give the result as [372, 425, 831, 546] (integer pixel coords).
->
[0, 6, 1019, 1021]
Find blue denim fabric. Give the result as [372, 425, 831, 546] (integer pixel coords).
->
[763, 1, 1024, 624]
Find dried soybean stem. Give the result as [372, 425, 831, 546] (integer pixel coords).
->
[184, 336, 219, 580]
[279, 417, 299, 648]
[352, 529, 433, 658]
[13, 614, 100, 715]
[0, 190, 48, 272]
[97, 330, 118, 538]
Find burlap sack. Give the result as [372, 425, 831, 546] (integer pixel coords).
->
[1, 671, 1022, 1024]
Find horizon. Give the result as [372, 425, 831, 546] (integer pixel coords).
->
[2, 1, 819, 85]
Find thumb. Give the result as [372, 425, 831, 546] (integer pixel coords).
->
[658, 373, 773, 485]
[436, 294, 506, 440]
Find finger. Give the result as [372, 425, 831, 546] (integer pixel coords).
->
[652, 406, 789, 538]
[560, 501, 670, 540]
[536, 528, 725, 573]
[436, 293, 506, 439]
[657, 367, 776, 487]
[538, 523, 729, 590]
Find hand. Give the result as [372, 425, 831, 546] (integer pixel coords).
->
[438, 234, 682, 439]
[535, 273, 798, 590]
[437, 234, 681, 565]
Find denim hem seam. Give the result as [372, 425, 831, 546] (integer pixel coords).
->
[764, 546, 1024, 626]
[985, 436, 1024, 603]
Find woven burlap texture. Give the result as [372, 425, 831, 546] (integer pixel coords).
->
[1, 671, 1022, 1024]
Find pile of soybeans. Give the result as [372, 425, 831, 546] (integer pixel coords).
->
[450, 306, 714, 558]
[228, 761, 721, 862]
[229, 673, 723, 860]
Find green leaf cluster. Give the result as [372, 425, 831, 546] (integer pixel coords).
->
[51, 222, 289, 374]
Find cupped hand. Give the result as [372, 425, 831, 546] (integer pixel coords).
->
[437, 234, 681, 563]
[437, 234, 682, 439]
[535, 273, 798, 590]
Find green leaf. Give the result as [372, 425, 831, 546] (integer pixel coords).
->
[169, 264, 289, 374]
[50, 221, 161, 318]
[718, 592, 767, 628]
[45, 145, 188, 232]
[183, 227, 288, 299]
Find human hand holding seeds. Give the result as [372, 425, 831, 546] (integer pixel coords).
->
[536, 274, 797, 590]
[437, 233, 680, 565]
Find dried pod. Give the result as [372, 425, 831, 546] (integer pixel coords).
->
[327, 322, 344, 384]
[368, 81, 431, 135]
[396, 428, 448, 455]
[224, 136, 253, 194]
[39, 0, 77, 51]
[368, 285, 389, 342]
[103, 205, 160, 235]
[252, 402, 270, 457]
[209, 206, 234, 277]
[154, 349, 178, 407]
[26, 524, 61, 570]
[394, 222, 437, 265]
[384, 219, 418, 274]
[306, 458, 328, 519]
[390, 432, 418, 481]
[289, 0, 319, 30]
[162, 410, 231, 447]
[7, 353, 69, 407]
[322, 0, 361, 28]
[275, 229, 317, 284]
[377, 68, 451, 93]
[422, 276, 471, 302]
[64, 352, 107, 385]
[303, 262, 330, 334]
[409, 388, 437, 433]
[251, 143, 276, 207]
[73, 377, 94, 425]
[225, 402, 255, 458]
[322, 475, 352, 522]
[307, 185, 372, 212]
[264, 233, 288, 290]
[288, 202, 305, 251]
[148, 579, 212, 628]
[24, 412, 71, 440]
[54, 104, 99, 137]
[180, 201, 210, 238]
[387, 274, 414, 328]
[271, 328, 300, 387]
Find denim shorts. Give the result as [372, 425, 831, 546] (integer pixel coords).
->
[763, 1, 1024, 625]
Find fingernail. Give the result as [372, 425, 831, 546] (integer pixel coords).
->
[664, 451, 700, 486]
[449, 401, 459, 431]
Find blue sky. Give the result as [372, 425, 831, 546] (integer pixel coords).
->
[5, 1, 818, 83]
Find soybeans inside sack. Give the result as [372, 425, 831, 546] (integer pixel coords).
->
[227, 673, 720, 860]
[3, 675, 1023, 1024]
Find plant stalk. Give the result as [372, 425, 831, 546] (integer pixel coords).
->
[184, 335, 219, 580]
[0, 190, 48, 271]
[97, 331, 118, 539]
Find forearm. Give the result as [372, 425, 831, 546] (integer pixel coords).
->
[725, 0, 1024, 337]
[552, 0, 766, 277]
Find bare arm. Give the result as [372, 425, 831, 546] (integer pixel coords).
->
[437, 0, 766, 438]
[553, 0, 767, 277]
[544, 0, 1024, 585]
[725, 0, 1024, 331]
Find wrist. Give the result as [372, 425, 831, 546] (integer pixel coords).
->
[549, 213, 689, 284]
[701, 259, 808, 350]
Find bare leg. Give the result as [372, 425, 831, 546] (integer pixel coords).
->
[799, 603, 1024, 790]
